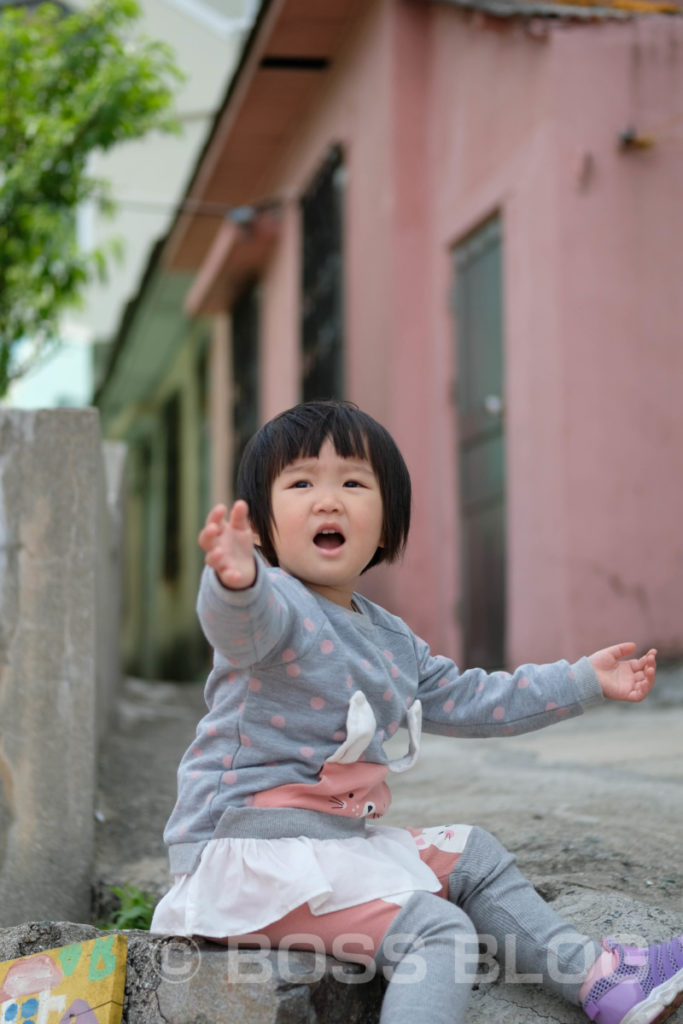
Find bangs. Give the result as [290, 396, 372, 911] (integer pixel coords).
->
[268, 405, 371, 478]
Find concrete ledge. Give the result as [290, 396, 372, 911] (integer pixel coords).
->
[0, 410, 101, 926]
[0, 922, 384, 1024]
[0, 409, 124, 926]
[1, 893, 681, 1023]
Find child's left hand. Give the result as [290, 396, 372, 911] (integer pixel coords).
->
[588, 643, 657, 702]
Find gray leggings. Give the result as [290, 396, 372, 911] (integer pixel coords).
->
[374, 826, 600, 1024]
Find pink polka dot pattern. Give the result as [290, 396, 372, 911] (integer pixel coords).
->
[333, 730, 346, 741]
[286, 663, 301, 677]
[493, 706, 506, 721]
[208, 724, 217, 735]
[361, 659, 371, 670]
[222, 755, 233, 768]
[228, 672, 239, 684]
[320, 639, 334, 654]
[517, 676, 530, 689]
[345, 675, 354, 688]
[248, 677, 262, 691]
[545, 702, 558, 711]
[271, 715, 286, 729]
[222, 771, 237, 785]
[282, 649, 297, 662]
[383, 650, 394, 661]
[391, 665, 400, 678]
[241, 734, 252, 746]
[190, 770, 199, 779]
[476, 681, 485, 692]
[303, 618, 315, 632]
[443, 699, 455, 713]
[383, 688, 394, 702]
[300, 746, 315, 758]
[438, 678, 449, 689]
[387, 722, 399, 736]
[178, 823, 187, 836]
[310, 697, 325, 710]
[232, 635, 247, 646]
[192, 746, 203, 757]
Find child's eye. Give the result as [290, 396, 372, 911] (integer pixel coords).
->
[291, 480, 311, 489]
[343, 480, 363, 488]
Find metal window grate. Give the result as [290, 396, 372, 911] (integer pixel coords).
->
[232, 280, 260, 492]
[301, 145, 345, 401]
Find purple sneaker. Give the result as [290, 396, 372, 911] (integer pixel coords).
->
[583, 936, 683, 1024]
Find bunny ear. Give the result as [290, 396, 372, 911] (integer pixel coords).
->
[387, 700, 422, 774]
[327, 691, 377, 764]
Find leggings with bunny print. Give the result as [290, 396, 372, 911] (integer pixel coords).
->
[219, 824, 601, 1024]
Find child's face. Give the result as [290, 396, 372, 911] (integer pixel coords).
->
[267, 437, 384, 608]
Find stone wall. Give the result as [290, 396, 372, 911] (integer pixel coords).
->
[0, 409, 123, 927]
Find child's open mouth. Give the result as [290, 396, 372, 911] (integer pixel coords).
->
[314, 530, 345, 551]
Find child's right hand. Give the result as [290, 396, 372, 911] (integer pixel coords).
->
[198, 501, 256, 590]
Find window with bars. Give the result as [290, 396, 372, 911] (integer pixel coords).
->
[301, 145, 345, 401]
[231, 279, 260, 492]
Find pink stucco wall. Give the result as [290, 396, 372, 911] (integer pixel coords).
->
[252, 0, 683, 668]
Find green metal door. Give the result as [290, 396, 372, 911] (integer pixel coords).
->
[453, 217, 506, 669]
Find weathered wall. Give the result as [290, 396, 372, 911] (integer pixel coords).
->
[0, 408, 121, 926]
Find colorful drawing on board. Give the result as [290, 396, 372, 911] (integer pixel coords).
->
[0, 934, 127, 1024]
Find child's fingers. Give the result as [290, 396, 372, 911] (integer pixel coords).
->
[207, 503, 228, 524]
[609, 641, 637, 660]
[634, 648, 657, 671]
[198, 505, 228, 549]
[230, 499, 251, 532]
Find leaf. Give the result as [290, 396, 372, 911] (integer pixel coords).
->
[0, 0, 185, 397]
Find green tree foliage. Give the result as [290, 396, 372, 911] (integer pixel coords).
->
[0, 0, 184, 397]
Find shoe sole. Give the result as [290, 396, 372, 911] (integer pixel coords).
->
[620, 971, 683, 1024]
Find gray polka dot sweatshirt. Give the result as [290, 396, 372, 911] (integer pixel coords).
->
[164, 560, 603, 874]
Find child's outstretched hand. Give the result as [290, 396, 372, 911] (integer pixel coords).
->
[198, 501, 256, 590]
[588, 643, 657, 702]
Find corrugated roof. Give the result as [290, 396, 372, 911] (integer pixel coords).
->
[421, 0, 679, 19]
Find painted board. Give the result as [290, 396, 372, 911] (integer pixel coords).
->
[0, 934, 127, 1024]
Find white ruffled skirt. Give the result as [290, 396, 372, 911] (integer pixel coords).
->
[151, 824, 443, 938]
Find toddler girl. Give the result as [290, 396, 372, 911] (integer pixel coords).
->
[152, 400, 683, 1024]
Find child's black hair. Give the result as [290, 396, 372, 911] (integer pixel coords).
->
[236, 400, 411, 572]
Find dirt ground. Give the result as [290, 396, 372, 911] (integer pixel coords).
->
[94, 665, 683, 920]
